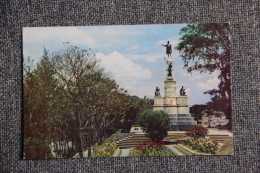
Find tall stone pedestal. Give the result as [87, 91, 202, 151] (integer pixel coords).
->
[153, 76, 197, 131]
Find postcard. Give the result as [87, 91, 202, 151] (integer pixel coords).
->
[23, 23, 233, 159]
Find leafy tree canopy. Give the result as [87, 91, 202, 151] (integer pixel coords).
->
[23, 45, 155, 158]
[176, 23, 232, 121]
[139, 110, 170, 141]
[190, 104, 208, 121]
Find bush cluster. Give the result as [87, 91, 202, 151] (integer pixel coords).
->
[92, 141, 117, 157]
[138, 110, 170, 141]
[185, 125, 209, 140]
[133, 140, 174, 156]
[183, 139, 219, 154]
[24, 138, 53, 159]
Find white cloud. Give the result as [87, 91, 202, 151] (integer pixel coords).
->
[84, 25, 141, 50]
[124, 53, 162, 63]
[96, 51, 152, 92]
[21, 24, 216, 106]
[23, 27, 97, 65]
[124, 49, 180, 63]
[130, 45, 139, 49]
[23, 27, 96, 48]
[124, 81, 154, 98]
[186, 88, 191, 95]
[197, 76, 220, 91]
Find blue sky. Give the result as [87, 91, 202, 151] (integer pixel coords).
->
[23, 24, 220, 106]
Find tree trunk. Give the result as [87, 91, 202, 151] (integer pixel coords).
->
[73, 105, 84, 158]
[74, 131, 83, 157]
[88, 146, 91, 157]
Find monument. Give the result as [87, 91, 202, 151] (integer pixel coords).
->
[153, 42, 197, 131]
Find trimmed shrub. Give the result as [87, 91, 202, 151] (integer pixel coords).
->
[139, 110, 170, 141]
[185, 125, 209, 140]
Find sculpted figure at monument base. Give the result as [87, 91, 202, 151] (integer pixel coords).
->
[155, 87, 160, 96]
[180, 86, 186, 96]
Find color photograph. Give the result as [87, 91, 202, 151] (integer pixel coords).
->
[23, 23, 233, 159]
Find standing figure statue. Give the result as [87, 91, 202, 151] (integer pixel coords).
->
[155, 87, 160, 96]
[180, 86, 186, 96]
[167, 63, 172, 76]
[162, 41, 172, 57]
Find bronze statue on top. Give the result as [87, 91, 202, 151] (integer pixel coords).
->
[162, 41, 172, 57]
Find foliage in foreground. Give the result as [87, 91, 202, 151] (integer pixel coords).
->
[91, 141, 118, 157]
[23, 45, 153, 158]
[24, 138, 53, 159]
[176, 23, 232, 124]
[121, 96, 154, 133]
[133, 140, 174, 156]
[139, 110, 170, 141]
[183, 139, 219, 154]
[185, 125, 209, 140]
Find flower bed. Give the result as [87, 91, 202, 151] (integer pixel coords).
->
[132, 140, 174, 156]
[91, 141, 118, 157]
[183, 139, 219, 154]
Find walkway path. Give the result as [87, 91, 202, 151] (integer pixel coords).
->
[73, 150, 89, 158]
[165, 145, 185, 156]
[120, 148, 132, 157]
[208, 128, 233, 137]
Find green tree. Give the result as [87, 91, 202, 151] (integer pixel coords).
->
[23, 51, 73, 158]
[39, 45, 131, 157]
[189, 104, 208, 122]
[139, 110, 170, 141]
[185, 125, 209, 140]
[23, 52, 61, 143]
[121, 96, 154, 133]
[176, 23, 231, 121]
[49, 45, 120, 157]
[24, 45, 141, 158]
[24, 138, 53, 159]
